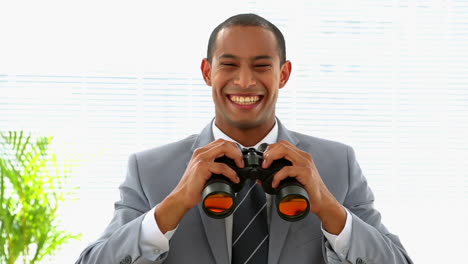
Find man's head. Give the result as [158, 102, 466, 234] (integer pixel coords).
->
[207, 14, 286, 66]
[201, 14, 292, 143]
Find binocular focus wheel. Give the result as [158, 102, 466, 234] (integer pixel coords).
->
[202, 182, 235, 218]
[276, 185, 310, 221]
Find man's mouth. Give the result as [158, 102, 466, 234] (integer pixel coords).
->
[228, 95, 262, 105]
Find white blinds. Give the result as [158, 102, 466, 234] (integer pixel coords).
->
[1, 1, 467, 263]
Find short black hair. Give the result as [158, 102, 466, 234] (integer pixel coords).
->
[207, 13, 286, 65]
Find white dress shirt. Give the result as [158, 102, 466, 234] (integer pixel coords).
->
[139, 119, 352, 261]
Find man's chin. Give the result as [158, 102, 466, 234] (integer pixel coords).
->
[227, 118, 264, 130]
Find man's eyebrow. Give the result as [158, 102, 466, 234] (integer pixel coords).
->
[218, 54, 238, 60]
[217, 54, 273, 61]
[253, 55, 273, 61]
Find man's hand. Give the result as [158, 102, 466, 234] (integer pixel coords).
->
[155, 139, 244, 233]
[262, 140, 347, 235]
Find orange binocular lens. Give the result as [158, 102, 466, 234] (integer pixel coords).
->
[278, 195, 308, 217]
[203, 193, 234, 214]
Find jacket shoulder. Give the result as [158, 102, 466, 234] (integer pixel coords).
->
[133, 134, 198, 161]
[290, 131, 350, 153]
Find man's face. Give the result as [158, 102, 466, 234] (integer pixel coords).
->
[201, 26, 291, 131]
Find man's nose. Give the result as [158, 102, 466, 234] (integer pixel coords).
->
[233, 67, 256, 88]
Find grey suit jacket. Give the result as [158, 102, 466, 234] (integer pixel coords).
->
[76, 119, 412, 264]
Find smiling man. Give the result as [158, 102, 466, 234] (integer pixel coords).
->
[76, 14, 413, 264]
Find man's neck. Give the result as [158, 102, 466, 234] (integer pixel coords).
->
[214, 120, 276, 147]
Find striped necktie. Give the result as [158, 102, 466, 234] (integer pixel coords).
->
[232, 179, 269, 264]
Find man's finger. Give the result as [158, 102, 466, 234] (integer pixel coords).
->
[271, 166, 296, 188]
[196, 139, 244, 168]
[202, 161, 240, 184]
[262, 141, 308, 168]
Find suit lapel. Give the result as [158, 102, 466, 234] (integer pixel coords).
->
[192, 121, 230, 264]
[198, 204, 229, 264]
[276, 118, 299, 146]
[268, 206, 291, 264]
[190, 120, 216, 152]
[268, 119, 299, 264]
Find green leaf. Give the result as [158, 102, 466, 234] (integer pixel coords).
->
[0, 131, 80, 264]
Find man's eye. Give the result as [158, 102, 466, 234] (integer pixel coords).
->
[255, 64, 271, 70]
[221, 63, 236, 67]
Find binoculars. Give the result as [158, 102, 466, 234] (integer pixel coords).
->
[201, 143, 310, 221]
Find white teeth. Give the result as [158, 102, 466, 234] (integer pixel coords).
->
[229, 95, 260, 105]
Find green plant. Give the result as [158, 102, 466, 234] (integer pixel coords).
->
[0, 131, 79, 264]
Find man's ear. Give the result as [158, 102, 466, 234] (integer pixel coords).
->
[201, 58, 212, 86]
[279, 60, 292, 89]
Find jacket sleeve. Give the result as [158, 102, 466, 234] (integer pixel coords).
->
[75, 154, 168, 264]
[324, 146, 413, 264]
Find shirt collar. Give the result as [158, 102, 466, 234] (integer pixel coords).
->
[211, 119, 278, 149]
